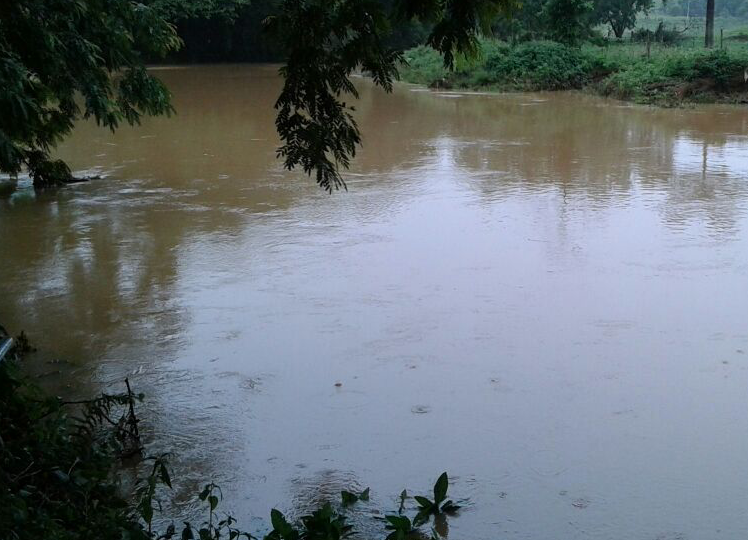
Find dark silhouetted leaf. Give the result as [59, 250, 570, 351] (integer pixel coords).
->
[341, 490, 358, 505]
[433, 473, 448, 506]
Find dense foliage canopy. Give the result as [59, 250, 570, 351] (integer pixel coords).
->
[592, 0, 653, 38]
[0, 0, 180, 188]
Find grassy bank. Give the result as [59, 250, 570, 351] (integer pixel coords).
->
[399, 39, 748, 105]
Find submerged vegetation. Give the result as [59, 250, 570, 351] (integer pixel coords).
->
[399, 39, 748, 105]
[0, 333, 462, 540]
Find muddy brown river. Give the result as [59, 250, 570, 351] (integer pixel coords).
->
[2, 65, 748, 539]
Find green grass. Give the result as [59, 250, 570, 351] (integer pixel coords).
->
[399, 38, 748, 105]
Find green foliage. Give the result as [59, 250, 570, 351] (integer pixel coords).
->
[269, 0, 402, 192]
[410, 0, 516, 69]
[0, 336, 256, 540]
[383, 515, 413, 540]
[178, 482, 254, 540]
[149, 0, 251, 22]
[300, 504, 354, 540]
[630, 22, 686, 44]
[398, 490, 408, 514]
[492, 0, 613, 44]
[266, 473, 462, 540]
[340, 487, 370, 505]
[272, 0, 515, 190]
[411, 473, 460, 526]
[599, 48, 748, 102]
[541, 0, 594, 45]
[402, 39, 595, 90]
[1, 340, 465, 540]
[401, 37, 748, 104]
[491, 0, 548, 42]
[400, 46, 449, 84]
[0, 0, 179, 188]
[690, 49, 746, 88]
[0, 351, 149, 540]
[265, 473, 461, 540]
[265, 504, 353, 540]
[486, 41, 593, 88]
[167, 0, 283, 63]
[267, 508, 300, 540]
[153, 1, 431, 64]
[592, 0, 653, 39]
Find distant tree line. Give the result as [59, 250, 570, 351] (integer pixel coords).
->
[149, 0, 661, 58]
[145, 0, 430, 63]
[491, 0, 656, 42]
[661, 0, 748, 18]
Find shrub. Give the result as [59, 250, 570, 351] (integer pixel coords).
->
[398, 38, 748, 104]
[598, 60, 671, 100]
[0, 344, 149, 540]
[399, 46, 448, 86]
[689, 50, 746, 88]
[486, 41, 592, 90]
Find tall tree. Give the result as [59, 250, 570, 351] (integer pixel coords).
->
[0, 0, 179, 188]
[541, 0, 594, 44]
[705, 0, 715, 46]
[592, 0, 653, 39]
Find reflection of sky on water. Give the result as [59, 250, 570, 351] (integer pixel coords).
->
[673, 135, 748, 177]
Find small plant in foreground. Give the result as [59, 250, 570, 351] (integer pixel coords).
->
[384, 515, 414, 540]
[1, 332, 465, 540]
[413, 473, 461, 525]
[341, 487, 370, 506]
[265, 504, 352, 540]
[398, 490, 408, 514]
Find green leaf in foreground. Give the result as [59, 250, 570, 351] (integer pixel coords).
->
[433, 473, 448, 506]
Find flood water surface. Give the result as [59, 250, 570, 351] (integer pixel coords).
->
[2, 65, 748, 539]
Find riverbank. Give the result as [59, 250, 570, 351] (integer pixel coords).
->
[0, 335, 460, 540]
[399, 40, 748, 106]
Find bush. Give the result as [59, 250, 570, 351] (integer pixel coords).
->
[598, 60, 672, 100]
[402, 40, 596, 91]
[399, 38, 748, 104]
[490, 41, 592, 89]
[689, 50, 746, 88]
[596, 48, 748, 102]
[0, 342, 149, 540]
[399, 46, 448, 86]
